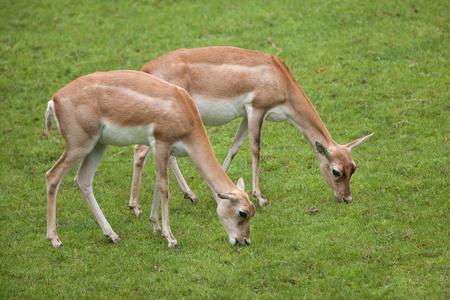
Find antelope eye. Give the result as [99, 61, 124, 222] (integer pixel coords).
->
[239, 211, 248, 219]
[332, 169, 341, 177]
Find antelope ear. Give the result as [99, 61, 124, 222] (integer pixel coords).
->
[315, 141, 332, 158]
[345, 132, 374, 150]
[217, 193, 237, 202]
[236, 177, 245, 190]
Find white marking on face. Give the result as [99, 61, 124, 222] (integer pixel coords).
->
[99, 122, 155, 146]
[193, 93, 253, 126]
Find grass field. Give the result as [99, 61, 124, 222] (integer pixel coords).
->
[1, 0, 448, 298]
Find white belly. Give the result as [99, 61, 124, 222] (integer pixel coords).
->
[98, 121, 190, 157]
[193, 93, 288, 125]
[98, 122, 154, 146]
[193, 93, 252, 126]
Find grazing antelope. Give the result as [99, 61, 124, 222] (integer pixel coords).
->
[45, 70, 255, 248]
[128, 47, 372, 215]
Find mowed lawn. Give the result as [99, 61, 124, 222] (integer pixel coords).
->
[1, 0, 448, 298]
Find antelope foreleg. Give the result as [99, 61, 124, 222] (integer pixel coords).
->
[129, 144, 151, 217]
[169, 156, 199, 203]
[247, 108, 268, 206]
[153, 142, 177, 248]
[222, 116, 249, 172]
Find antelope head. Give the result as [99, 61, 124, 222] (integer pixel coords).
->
[216, 178, 256, 246]
[315, 133, 373, 203]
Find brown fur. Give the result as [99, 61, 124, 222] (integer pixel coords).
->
[134, 47, 372, 206]
[45, 70, 254, 248]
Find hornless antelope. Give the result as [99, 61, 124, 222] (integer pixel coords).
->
[45, 70, 255, 248]
[128, 47, 372, 215]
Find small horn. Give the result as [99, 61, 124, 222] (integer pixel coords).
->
[346, 132, 374, 150]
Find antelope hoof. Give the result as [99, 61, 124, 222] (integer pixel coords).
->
[254, 194, 268, 207]
[109, 237, 121, 244]
[184, 192, 199, 204]
[150, 218, 161, 232]
[47, 236, 63, 248]
[168, 240, 178, 248]
[105, 232, 120, 243]
[129, 205, 144, 218]
[163, 232, 178, 248]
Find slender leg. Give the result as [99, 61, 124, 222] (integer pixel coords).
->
[247, 107, 268, 206]
[169, 156, 199, 203]
[149, 156, 197, 234]
[149, 156, 197, 233]
[153, 141, 177, 248]
[46, 140, 97, 247]
[74, 143, 120, 243]
[222, 116, 249, 172]
[129, 144, 151, 218]
[149, 179, 161, 232]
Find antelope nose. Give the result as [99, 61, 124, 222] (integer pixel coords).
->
[233, 238, 251, 246]
[343, 197, 352, 203]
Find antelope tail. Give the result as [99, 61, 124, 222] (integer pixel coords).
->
[45, 100, 54, 137]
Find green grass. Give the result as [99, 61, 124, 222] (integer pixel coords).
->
[1, 0, 448, 298]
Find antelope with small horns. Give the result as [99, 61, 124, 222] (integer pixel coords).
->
[45, 70, 255, 248]
[128, 47, 372, 217]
